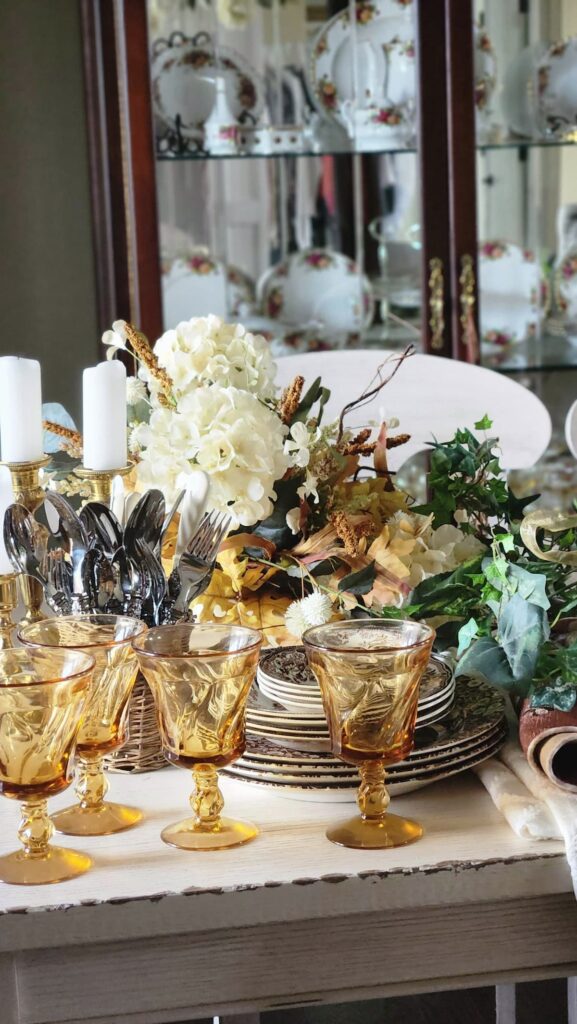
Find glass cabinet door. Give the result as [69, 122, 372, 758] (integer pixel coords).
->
[146, 0, 427, 356]
[470, 0, 577, 501]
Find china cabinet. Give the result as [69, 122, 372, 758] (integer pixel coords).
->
[81, 0, 577, 456]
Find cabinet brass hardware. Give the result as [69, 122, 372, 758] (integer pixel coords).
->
[459, 254, 477, 357]
[428, 257, 444, 351]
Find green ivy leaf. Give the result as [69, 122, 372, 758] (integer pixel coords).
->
[498, 593, 550, 684]
[338, 561, 376, 595]
[456, 636, 518, 690]
[474, 414, 493, 430]
[530, 684, 577, 712]
[457, 617, 479, 657]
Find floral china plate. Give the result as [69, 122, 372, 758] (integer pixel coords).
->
[258, 248, 374, 335]
[555, 248, 577, 325]
[151, 32, 264, 140]
[479, 240, 547, 347]
[307, 0, 415, 142]
[537, 38, 577, 138]
[307, 4, 495, 146]
[162, 253, 256, 325]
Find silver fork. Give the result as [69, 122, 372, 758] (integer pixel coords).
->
[171, 510, 231, 617]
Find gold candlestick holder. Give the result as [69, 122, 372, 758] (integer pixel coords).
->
[2, 456, 50, 624]
[0, 573, 19, 649]
[74, 463, 133, 505]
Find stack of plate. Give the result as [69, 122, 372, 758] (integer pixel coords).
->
[253, 647, 455, 752]
[226, 676, 507, 801]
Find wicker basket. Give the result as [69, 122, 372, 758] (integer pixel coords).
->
[105, 673, 167, 774]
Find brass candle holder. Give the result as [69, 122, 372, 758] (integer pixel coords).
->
[0, 573, 19, 649]
[2, 455, 50, 623]
[74, 463, 133, 505]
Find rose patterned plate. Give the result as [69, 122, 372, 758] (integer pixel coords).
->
[162, 254, 257, 324]
[307, 0, 415, 137]
[257, 249, 374, 335]
[555, 248, 577, 324]
[537, 38, 577, 138]
[479, 240, 548, 347]
[151, 32, 264, 140]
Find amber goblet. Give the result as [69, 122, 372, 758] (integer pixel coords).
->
[18, 614, 147, 836]
[303, 619, 435, 850]
[134, 623, 262, 850]
[0, 646, 94, 884]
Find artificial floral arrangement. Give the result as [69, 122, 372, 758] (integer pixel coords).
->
[43, 314, 577, 713]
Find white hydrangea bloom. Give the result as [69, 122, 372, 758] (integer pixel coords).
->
[153, 315, 276, 400]
[136, 384, 289, 527]
[285, 591, 333, 639]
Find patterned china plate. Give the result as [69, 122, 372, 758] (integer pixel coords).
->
[151, 33, 264, 140]
[307, 0, 415, 137]
[257, 249, 374, 335]
[243, 677, 504, 762]
[479, 240, 548, 347]
[555, 248, 577, 323]
[227, 729, 507, 785]
[537, 38, 577, 138]
[258, 647, 454, 706]
[162, 254, 256, 325]
[225, 732, 507, 801]
[235, 721, 507, 779]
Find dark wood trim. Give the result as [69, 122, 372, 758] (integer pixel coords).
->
[444, 0, 480, 362]
[79, 0, 117, 335]
[80, 0, 163, 342]
[416, 0, 453, 357]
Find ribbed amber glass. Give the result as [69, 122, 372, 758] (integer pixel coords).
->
[304, 619, 435, 849]
[0, 646, 94, 884]
[134, 623, 262, 850]
[19, 614, 147, 836]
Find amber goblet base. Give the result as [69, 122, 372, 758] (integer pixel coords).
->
[0, 798, 92, 886]
[0, 846, 92, 886]
[51, 753, 143, 836]
[326, 814, 423, 850]
[326, 760, 423, 850]
[52, 803, 143, 837]
[161, 764, 258, 851]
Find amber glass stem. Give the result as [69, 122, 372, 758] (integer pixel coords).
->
[76, 755, 108, 812]
[190, 765, 224, 832]
[18, 798, 54, 859]
[357, 761, 390, 822]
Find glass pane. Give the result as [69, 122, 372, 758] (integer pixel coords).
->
[146, 0, 422, 353]
[475, 0, 577, 502]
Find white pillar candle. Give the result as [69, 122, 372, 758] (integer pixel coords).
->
[0, 357, 43, 463]
[0, 466, 15, 575]
[83, 361, 127, 471]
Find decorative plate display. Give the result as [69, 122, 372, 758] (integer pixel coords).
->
[151, 32, 264, 140]
[307, 5, 494, 144]
[473, 25, 497, 115]
[479, 240, 548, 347]
[162, 254, 256, 325]
[224, 676, 507, 800]
[258, 249, 374, 335]
[502, 44, 548, 138]
[307, 0, 415, 138]
[537, 38, 577, 138]
[555, 248, 577, 322]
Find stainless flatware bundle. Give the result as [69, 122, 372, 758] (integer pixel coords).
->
[3, 489, 230, 626]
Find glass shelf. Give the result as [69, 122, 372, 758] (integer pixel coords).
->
[155, 134, 577, 162]
[481, 332, 577, 375]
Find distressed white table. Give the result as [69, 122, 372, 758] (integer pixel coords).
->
[0, 769, 575, 1024]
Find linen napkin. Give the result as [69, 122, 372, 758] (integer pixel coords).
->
[474, 738, 577, 897]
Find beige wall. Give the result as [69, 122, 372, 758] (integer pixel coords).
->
[0, 0, 99, 423]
